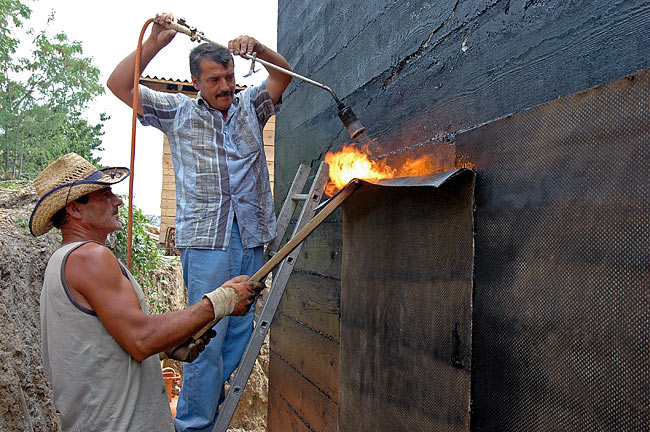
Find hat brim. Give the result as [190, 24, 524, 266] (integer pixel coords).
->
[30, 167, 130, 236]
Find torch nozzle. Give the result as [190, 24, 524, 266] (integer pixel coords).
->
[338, 106, 366, 139]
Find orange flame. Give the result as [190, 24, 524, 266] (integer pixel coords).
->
[324, 145, 394, 195]
[324, 145, 435, 195]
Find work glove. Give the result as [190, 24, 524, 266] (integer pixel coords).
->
[161, 329, 217, 363]
[203, 275, 265, 319]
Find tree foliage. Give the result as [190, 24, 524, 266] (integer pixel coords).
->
[113, 200, 168, 314]
[0, 0, 106, 180]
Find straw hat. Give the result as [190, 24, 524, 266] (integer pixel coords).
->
[30, 153, 130, 236]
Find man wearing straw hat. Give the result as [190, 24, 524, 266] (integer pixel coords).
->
[32, 153, 264, 431]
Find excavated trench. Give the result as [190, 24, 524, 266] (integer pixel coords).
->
[0, 185, 268, 431]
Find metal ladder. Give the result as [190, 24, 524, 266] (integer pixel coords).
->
[213, 162, 329, 431]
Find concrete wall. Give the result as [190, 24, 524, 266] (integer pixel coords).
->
[272, 1, 650, 430]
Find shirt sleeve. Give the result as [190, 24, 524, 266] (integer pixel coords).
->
[249, 80, 282, 127]
[137, 85, 186, 135]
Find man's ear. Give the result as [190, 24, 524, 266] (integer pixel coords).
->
[65, 201, 83, 221]
[191, 75, 200, 91]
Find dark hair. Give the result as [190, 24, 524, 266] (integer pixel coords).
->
[189, 43, 232, 79]
[51, 194, 90, 229]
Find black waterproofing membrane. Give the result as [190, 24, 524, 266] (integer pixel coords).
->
[340, 169, 476, 432]
[457, 69, 650, 431]
[338, 67, 649, 432]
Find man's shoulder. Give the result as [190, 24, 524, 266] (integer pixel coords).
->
[67, 242, 118, 270]
[63, 241, 126, 303]
[237, 80, 278, 117]
[240, 80, 267, 97]
[140, 84, 192, 106]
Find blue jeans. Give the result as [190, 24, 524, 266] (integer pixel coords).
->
[174, 220, 263, 432]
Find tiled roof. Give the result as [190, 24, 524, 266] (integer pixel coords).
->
[140, 75, 247, 89]
[141, 75, 192, 84]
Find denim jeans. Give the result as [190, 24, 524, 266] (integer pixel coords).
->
[174, 220, 263, 432]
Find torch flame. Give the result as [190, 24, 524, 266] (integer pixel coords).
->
[324, 145, 395, 195]
[324, 145, 438, 195]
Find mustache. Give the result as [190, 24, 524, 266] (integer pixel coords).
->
[215, 90, 234, 97]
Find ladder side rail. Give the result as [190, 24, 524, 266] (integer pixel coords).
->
[264, 164, 311, 261]
[213, 162, 328, 432]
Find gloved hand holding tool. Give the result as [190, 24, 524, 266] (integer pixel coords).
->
[163, 329, 216, 362]
[163, 276, 264, 362]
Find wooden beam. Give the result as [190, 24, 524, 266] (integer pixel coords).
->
[193, 179, 361, 340]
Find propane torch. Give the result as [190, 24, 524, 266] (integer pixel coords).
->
[156, 17, 367, 139]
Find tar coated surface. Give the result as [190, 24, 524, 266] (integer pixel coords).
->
[340, 172, 476, 431]
[456, 70, 650, 430]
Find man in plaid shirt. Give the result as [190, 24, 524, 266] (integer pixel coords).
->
[108, 12, 292, 432]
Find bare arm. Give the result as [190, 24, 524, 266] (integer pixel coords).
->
[107, 12, 178, 115]
[229, 36, 292, 104]
[65, 243, 260, 362]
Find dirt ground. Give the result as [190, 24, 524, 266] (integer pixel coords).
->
[0, 185, 269, 431]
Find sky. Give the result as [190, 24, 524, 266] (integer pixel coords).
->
[26, 0, 278, 215]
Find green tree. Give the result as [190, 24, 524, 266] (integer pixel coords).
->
[0, 0, 106, 180]
[113, 201, 168, 314]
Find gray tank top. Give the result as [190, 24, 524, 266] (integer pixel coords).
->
[40, 241, 174, 431]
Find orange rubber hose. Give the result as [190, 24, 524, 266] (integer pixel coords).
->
[127, 18, 154, 269]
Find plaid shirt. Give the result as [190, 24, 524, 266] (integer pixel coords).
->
[138, 81, 279, 249]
